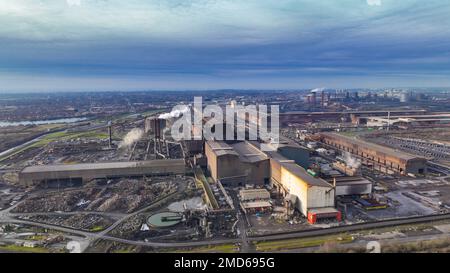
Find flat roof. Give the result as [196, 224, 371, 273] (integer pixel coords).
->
[237, 140, 331, 187]
[308, 207, 339, 214]
[249, 141, 332, 188]
[265, 150, 295, 162]
[21, 159, 185, 174]
[334, 179, 372, 186]
[281, 162, 333, 188]
[206, 141, 238, 157]
[239, 188, 270, 193]
[281, 110, 426, 115]
[241, 201, 272, 209]
[367, 113, 450, 119]
[230, 141, 268, 163]
[321, 132, 423, 161]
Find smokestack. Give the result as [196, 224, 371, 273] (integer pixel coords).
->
[321, 91, 325, 107]
[311, 92, 317, 107]
[387, 111, 391, 131]
[150, 118, 166, 140]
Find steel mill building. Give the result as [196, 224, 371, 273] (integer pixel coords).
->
[205, 141, 270, 186]
[205, 140, 340, 223]
[19, 159, 186, 186]
[320, 132, 427, 175]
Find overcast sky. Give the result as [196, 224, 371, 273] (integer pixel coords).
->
[1, 0, 450, 92]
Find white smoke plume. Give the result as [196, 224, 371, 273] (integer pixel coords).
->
[343, 152, 361, 169]
[159, 105, 190, 119]
[119, 128, 143, 149]
[311, 87, 325, 93]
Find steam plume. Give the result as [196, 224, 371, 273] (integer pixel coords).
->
[343, 152, 361, 169]
[119, 128, 143, 149]
[311, 87, 325, 93]
[158, 105, 190, 119]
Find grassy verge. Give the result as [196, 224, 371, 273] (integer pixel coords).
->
[254, 234, 354, 252]
[172, 244, 238, 253]
[0, 244, 49, 253]
[26, 235, 48, 241]
[90, 226, 105, 232]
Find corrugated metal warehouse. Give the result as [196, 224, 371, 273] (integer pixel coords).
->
[205, 141, 270, 186]
[275, 136, 310, 169]
[20, 159, 186, 186]
[328, 177, 373, 196]
[320, 132, 427, 175]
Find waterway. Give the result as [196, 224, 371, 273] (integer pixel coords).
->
[0, 117, 87, 127]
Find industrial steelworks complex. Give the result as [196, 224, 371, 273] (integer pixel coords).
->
[14, 104, 439, 234]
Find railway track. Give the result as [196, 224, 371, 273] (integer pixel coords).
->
[94, 212, 450, 248]
[249, 213, 450, 242]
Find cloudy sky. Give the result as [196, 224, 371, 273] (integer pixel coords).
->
[1, 0, 450, 92]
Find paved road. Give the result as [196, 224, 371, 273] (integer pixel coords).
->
[229, 189, 254, 253]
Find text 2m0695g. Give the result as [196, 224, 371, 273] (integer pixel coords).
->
[218, 258, 275, 268]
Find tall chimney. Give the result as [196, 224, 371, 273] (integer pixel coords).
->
[321, 91, 325, 107]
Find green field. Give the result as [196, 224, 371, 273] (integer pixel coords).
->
[0, 244, 49, 253]
[254, 234, 354, 252]
[173, 244, 238, 253]
[90, 225, 105, 232]
[0, 129, 109, 163]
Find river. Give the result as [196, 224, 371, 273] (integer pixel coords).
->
[0, 117, 87, 127]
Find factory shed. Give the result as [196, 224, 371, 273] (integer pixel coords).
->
[205, 141, 242, 184]
[329, 177, 373, 196]
[240, 201, 272, 213]
[239, 189, 270, 202]
[19, 159, 185, 186]
[365, 113, 450, 129]
[320, 132, 427, 175]
[276, 136, 310, 169]
[205, 141, 270, 186]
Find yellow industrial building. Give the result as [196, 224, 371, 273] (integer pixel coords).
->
[205, 140, 340, 223]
